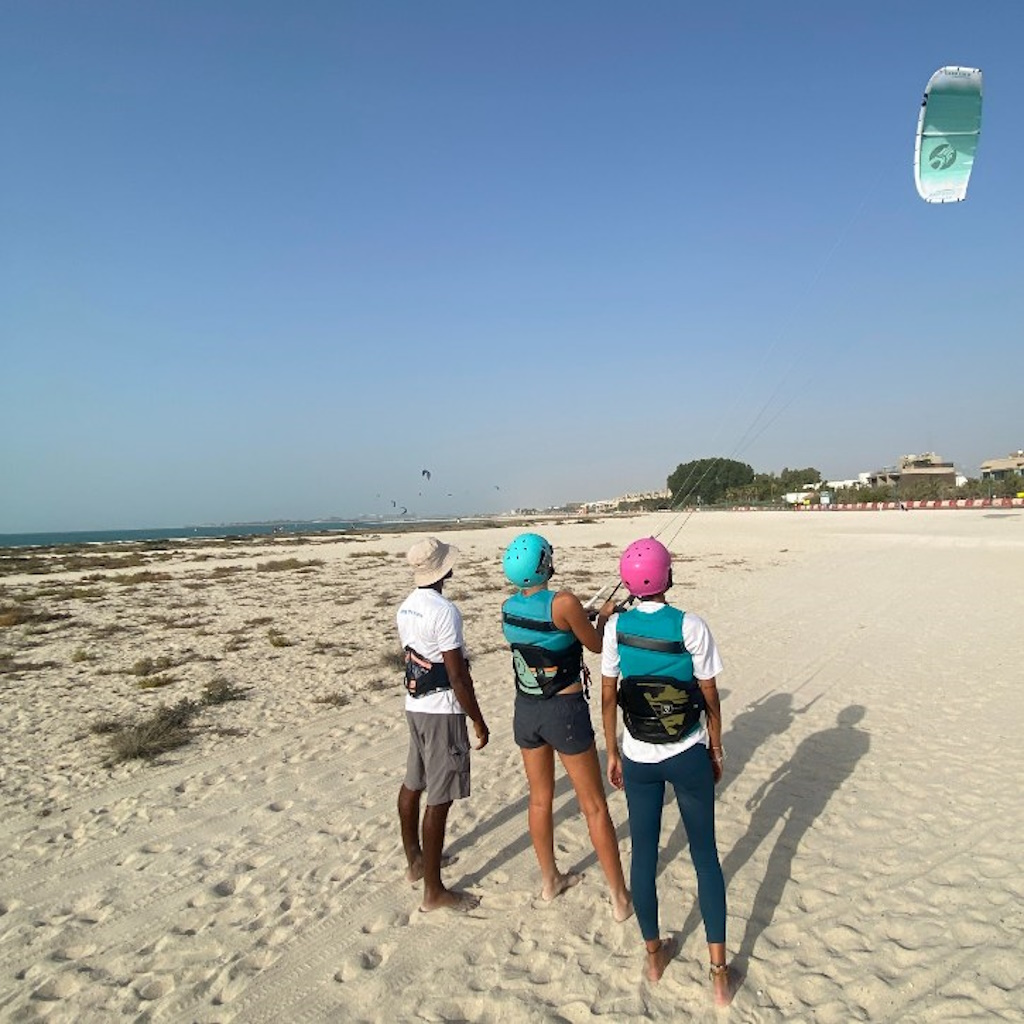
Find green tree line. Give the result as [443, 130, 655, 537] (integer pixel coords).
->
[657, 458, 1023, 508]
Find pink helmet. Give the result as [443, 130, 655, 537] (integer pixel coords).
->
[619, 537, 672, 597]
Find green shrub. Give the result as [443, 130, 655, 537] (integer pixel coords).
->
[256, 558, 324, 572]
[267, 628, 294, 648]
[102, 699, 200, 763]
[202, 677, 249, 705]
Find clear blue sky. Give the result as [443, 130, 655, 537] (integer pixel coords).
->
[2, 1, 1021, 531]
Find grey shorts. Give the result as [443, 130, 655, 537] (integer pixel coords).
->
[404, 711, 471, 806]
[513, 691, 595, 756]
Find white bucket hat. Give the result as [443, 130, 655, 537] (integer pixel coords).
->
[407, 536, 459, 587]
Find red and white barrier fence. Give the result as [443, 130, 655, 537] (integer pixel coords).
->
[777, 498, 1024, 511]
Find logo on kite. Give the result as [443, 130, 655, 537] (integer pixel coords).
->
[928, 143, 957, 171]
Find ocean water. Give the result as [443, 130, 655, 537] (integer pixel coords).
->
[0, 521, 369, 550]
[0, 515, 488, 551]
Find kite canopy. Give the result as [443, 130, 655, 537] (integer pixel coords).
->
[914, 66, 983, 203]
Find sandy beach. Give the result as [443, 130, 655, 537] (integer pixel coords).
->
[1, 509, 1022, 1023]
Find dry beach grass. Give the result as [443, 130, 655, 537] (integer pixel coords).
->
[0, 511, 1022, 1022]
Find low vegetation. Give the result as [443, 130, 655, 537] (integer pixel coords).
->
[314, 692, 351, 708]
[0, 652, 62, 675]
[92, 676, 250, 764]
[380, 649, 406, 671]
[256, 558, 324, 572]
[0, 604, 72, 628]
[202, 676, 249, 704]
[137, 674, 176, 689]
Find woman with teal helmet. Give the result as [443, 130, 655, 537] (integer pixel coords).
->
[501, 532, 632, 922]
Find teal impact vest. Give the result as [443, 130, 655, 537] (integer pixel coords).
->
[502, 590, 583, 699]
[616, 605, 705, 744]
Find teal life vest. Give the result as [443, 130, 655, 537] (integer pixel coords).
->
[616, 605, 705, 744]
[502, 590, 583, 699]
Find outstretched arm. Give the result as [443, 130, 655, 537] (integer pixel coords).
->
[551, 591, 616, 653]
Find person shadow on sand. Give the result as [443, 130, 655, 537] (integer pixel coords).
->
[675, 704, 870, 970]
[656, 690, 820, 877]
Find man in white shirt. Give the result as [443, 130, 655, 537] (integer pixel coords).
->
[397, 536, 489, 912]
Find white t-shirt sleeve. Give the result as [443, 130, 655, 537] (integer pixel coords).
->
[433, 601, 463, 654]
[682, 612, 723, 679]
[601, 613, 621, 677]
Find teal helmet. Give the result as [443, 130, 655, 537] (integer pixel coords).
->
[503, 533, 554, 588]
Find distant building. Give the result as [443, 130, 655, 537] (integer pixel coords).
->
[868, 453, 956, 496]
[980, 449, 1024, 480]
[825, 476, 868, 491]
[581, 489, 671, 512]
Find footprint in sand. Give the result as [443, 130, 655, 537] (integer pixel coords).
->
[334, 960, 360, 984]
[360, 946, 390, 970]
[213, 874, 251, 898]
[267, 800, 293, 813]
[32, 974, 81, 1001]
[51, 943, 97, 962]
[361, 910, 409, 934]
[135, 975, 174, 1000]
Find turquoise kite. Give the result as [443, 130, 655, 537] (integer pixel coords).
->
[914, 66, 983, 203]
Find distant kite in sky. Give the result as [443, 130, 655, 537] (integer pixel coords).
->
[422, 469, 431, 480]
[914, 66, 983, 203]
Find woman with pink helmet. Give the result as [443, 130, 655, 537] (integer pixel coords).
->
[600, 536, 735, 1006]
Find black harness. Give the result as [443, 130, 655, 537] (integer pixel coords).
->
[502, 610, 584, 700]
[616, 631, 706, 744]
[404, 647, 451, 698]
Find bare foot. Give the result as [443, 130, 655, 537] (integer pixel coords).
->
[644, 937, 677, 983]
[612, 890, 634, 923]
[710, 963, 739, 1008]
[406, 852, 459, 884]
[541, 871, 583, 901]
[419, 888, 480, 913]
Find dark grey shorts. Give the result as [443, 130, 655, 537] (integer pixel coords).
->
[513, 691, 595, 756]
[404, 711, 471, 806]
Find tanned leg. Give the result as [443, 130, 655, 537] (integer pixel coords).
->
[559, 744, 633, 922]
[419, 800, 479, 912]
[398, 784, 424, 882]
[520, 746, 580, 899]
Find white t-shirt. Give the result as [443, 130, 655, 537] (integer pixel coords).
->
[397, 587, 466, 715]
[601, 601, 723, 764]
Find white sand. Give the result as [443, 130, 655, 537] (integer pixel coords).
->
[1, 510, 1022, 1023]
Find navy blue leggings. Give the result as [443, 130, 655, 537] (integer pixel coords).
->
[622, 744, 726, 943]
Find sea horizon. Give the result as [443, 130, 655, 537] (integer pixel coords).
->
[0, 516, 479, 550]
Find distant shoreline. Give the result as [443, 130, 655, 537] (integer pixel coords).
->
[0, 512, 599, 553]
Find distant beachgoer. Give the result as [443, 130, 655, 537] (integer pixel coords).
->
[600, 537, 735, 1005]
[397, 537, 489, 912]
[500, 533, 632, 921]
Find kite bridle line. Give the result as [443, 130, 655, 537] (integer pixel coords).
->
[583, 165, 887, 610]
